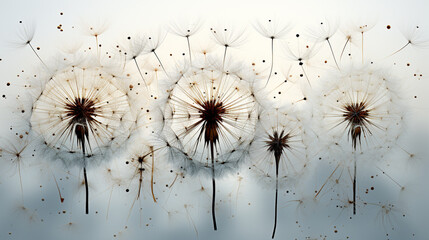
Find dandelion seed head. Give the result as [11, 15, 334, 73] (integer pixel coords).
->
[169, 18, 203, 38]
[317, 64, 405, 163]
[210, 24, 247, 49]
[306, 18, 339, 43]
[253, 17, 291, 40]
[163, 58, 258, 178]
[30, 66, 134, 167]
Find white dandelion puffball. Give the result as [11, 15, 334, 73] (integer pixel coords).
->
[249, 106, 310, 189]
[163, 59, 258, 178]
[318, 64, 405, 163]
[30, 66, 134, 166]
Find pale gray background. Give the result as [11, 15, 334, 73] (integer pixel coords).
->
[0, 0, 428, 239]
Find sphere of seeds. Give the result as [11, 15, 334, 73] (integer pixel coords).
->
[317, 65, 405, 163]
[163, 60, 258, 178]
[30, 66, 133, 167]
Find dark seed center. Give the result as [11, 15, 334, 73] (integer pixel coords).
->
[266, 130, 291, 161]
[65, 97, 97, 125]
[200, 99, 226, 144]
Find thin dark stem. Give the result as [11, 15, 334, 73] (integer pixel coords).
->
[266, 37, 274, 87]
[222, 46, 228, 68]
[95, 36, 99, 61]
[153, 51, 167, 75]
[137, 163, 142, 199]
[353, 158, 356, 215]
[133, 58, 148, 88]
[28, 42, 47, 68]
[327, 39, 339, 70]
[300, 65, 311, 87]
[84, 166, 89, 214]
[52, 172, 64, 203]
[210, 141, 218, 231]
[361, 32, 364, 64]
[389, 41, 411, 57]
[272, 163, 279, 239]
[340, 37, 350, 61]
[150, 146, 157, 203]
[314, 163, 340, 199]
[80, 135, 89, 215]
[375, 166, 403, 189]
[186, 36, 192, 65]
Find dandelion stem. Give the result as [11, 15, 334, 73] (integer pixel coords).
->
[340, 37, 350, 61]
[266, 37, 274, 87]
[361, 32, 364, 64]
[389, 41, 411, 57]
[150, 146, 157, 203]
[314, 163, 340, 199]
[185, 205, 199, 238]
[168, 173, 179, 189]
[222, 46, 228, 68]
[79, 129, 89, 215]
[137, 163, 143, 199]
[376, 166, 403, 189]
[272, 155, 280, 239]
[210, 141, 218, 231]
[28, 42, 47, 69]
[95, 36, 100, 61]
[353, 156, 356, 215]
[18, 160, 23, 202]
[327, 39, 340, 70]
[186, 36, 192, 65]
[84, 166, 89, 214]
[153, 51, 168, 75]
[106, 186, 113, 220]
[300, 65, 311, 87]
[133, 58, 148, 88]
[52, 172, 64, 203]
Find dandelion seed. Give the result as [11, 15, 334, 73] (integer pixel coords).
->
[350, 20, 376, 64]
[366, 201, 403, 232]
[124, 134, 163, 205]
[0, 134, 33, 200]
[15, 21, 47, 68]
[283, 38, 320, 86]
[82, 19, 109, 60]
[390, 25, 429, 56]
[306, 19, 340, 69]
[120, 35, 150, 88]
[145, 31, 168, 74]
[253, 18, 291, 85]
[210, 25, 246, 67]
[169, 18, 203, 65]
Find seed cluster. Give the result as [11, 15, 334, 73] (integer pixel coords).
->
[0, 16, 425, 239]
